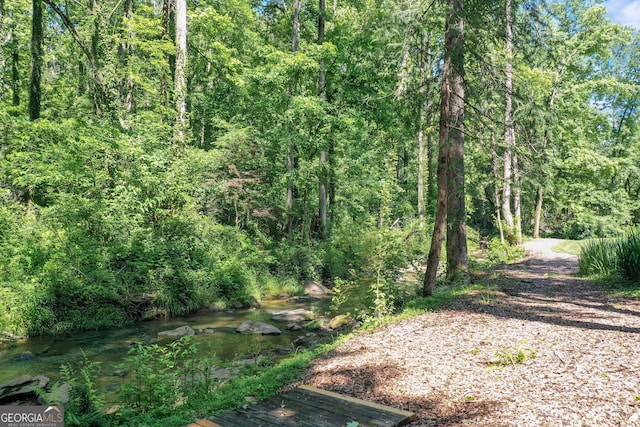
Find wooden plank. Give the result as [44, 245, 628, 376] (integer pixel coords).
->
[195, 385, 415, 427]
[210, 400, 336, 427]
[195, 421, 224, 427]
[206, 412, 258, 427]
[298, 385, 415, 421]
[185, 421, 223, 427]
[283, 389, 394, 426]
[258, 392, 361, 427]
[284, 387, 412, 426]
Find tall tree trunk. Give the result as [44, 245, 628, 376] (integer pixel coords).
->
[491, 127, 505, 244]
[77, 61, 86, 96]
[11, 31, 19, 106]
[287, 0, 301, 239]
[318, 0, 329, 240]
[533, 80, 558, 239]
[292, 0, 300, 53]
[444, 0, 467, 278]
[424, 0, 466, 296]
[533, 185, 543, 239]
[417, 32, 427, 228]
[1, 0, 5, 87]
[120, 0, 134, 116]
[502, 0, 515, 240]
[174, 0, 187, 150]
[29, 0, 43, 121]
[286, 144, 295, 238]
[395, 24, 414, 99]
[90, 0, 102, 116]
[513, 151, 523, 244]
[161, 0, 175, 109]
[426, 36, 436, 208]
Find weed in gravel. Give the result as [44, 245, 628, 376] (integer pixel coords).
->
[490, 340, 536, 366]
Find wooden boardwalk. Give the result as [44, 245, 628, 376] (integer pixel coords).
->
[187, 385, 415, 427]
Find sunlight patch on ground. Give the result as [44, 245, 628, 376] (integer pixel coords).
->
[550, 240, 588, 256]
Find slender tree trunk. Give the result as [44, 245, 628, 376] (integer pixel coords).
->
[0, 0, 4, 96]
[417, 33, 427, 228]
[90, 0, 102, 116]
[120, 0, 134, 115]
[502, 0, 515, 240]
[395, 24, 414, 99]
[161, 0, 175, 109]
[423, 118, 448, 296]
[424, 0, 466, 295]
[78, 61, 86, 96]
[319, 150, 328, 238]
[318, 0, 329, 240]
[444, 0, 467, 278]
[492, 144, 505, 243]
[292, 0, 300, 53]
[11, 31, 19, 106]
[317, 0, 326, 96]
[328, 136, 335, 228]
[426, 37, 436, 207]
[286, 144, 295, 238]
[533, 81, 558, 239]
[287, 0, 301, 239]
[174, 0, 188, 150]
[29, 0, 43, 121]
[533, 185, 543, 239]
[513, 151, 522, 244]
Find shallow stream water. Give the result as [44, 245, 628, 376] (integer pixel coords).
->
[0, 297, 330, 392]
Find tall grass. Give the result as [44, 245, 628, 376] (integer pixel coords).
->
[579, 230, 640, 283]
[617, 231, 640, 282]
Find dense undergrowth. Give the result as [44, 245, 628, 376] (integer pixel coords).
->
[0, 117, 432, 337]
[578, 230, 640, 290]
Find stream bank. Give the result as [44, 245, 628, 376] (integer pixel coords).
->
[0, 289, 340, 405]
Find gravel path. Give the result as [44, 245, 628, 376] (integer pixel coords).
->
[304, 239, 640, 426]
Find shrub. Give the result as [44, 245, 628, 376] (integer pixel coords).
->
[578, 238, 619, 277]
[617, 231, 640, 283]
[58, 354, 108, 426]
[487, 238, 525, 265]
[578, 230, 640, 284]
[272, 243, 324, 282]
[117, 336, 201, 416]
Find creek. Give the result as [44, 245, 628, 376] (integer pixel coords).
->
[0, 297, 331, 395]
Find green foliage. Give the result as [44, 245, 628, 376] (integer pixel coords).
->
[181, 344, 331, 421]
[487, 238, 526, 265]
[579, 230, 640, 284]
[323, 221, 427, 280]
[0, 0, 638, 340]
[272, 243, 324, 282]
[617, 231, 640, 283]
[490, 340, 536, 366]
[59, 354, 108, 426]
[579, 238, 620, 278]
[117, 336, 209, 416]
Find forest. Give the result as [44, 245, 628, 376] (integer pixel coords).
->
[0, 0, 638, 337]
